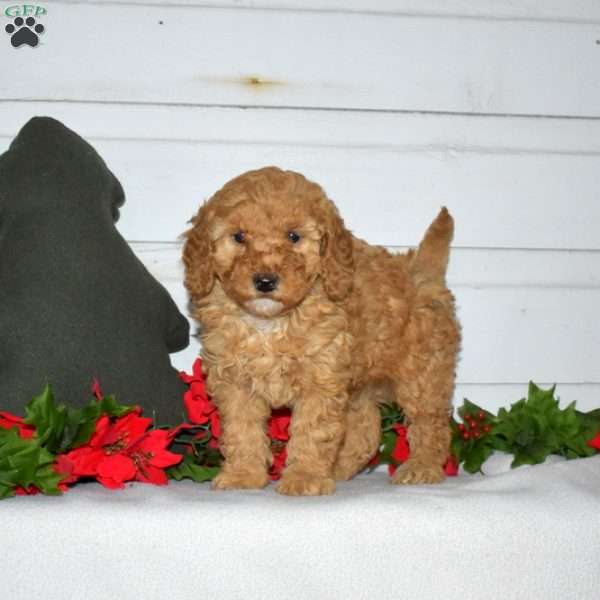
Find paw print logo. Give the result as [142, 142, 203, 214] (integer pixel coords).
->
[5, 16, 45, 48]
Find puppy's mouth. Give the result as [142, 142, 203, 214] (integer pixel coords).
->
[243, 297, 285, 318]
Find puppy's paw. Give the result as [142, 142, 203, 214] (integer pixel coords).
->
[391, 459, 445, 485]
[276, 475, 336, 496]
[212, 470, 269, 491]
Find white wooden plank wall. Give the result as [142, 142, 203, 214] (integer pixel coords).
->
[1, 1, 598, 412]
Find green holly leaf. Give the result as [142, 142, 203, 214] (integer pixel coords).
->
[378, 430, 399, 464]
[23, 385, 67, 452]
[0, 463, 19, 493]
[0, 384, 139, 499]
[33, 464, 64, 495]
[23, 383, 138, 454]
[450, 432, 463, 461]
[451, 399, 497, 472]
[511, 441, 554, 468]
[0, 428, 63, 499]
[60, 394, 136, 452]
[492, 382, 594, 468]
[60, 405, 98, 451]
[167, 454, 219, 483]
[462, 440, 495, 474]
[457, 399, 494, 422]
[97, 394, 137, 418]
[576, 408, 600, 447]
[380, 404, 404, 432]
[578, 408, 600, 429]
[563, 437, 596, 459]
[526, 382, 557, 411]
[495, 408, 552, 466]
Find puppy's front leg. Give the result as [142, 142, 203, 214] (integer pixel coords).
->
[276, 392, 347, 496]
[212, 387, 271, 491]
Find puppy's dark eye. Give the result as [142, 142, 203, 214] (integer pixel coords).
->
[287, 231, 301, 244]
[233, 231, 246, 244]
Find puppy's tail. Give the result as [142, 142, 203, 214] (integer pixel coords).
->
[410, 207, 454, 284]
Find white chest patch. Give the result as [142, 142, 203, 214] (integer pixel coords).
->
[244, 298, 285, 320]
[241, 312, 283, 334]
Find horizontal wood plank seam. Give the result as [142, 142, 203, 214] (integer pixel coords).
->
[2, 98, 600, 122]
[53, 1, 600, 26]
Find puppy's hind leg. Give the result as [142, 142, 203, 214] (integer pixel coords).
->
[391, 295, 459, 485]
[332, 383, 384, 481]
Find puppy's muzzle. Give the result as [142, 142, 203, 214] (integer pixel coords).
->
[253, 272, 279, 294]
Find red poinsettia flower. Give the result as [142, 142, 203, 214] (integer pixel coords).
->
[54, 454, 78, 487]
[268, 409, 291, 441]
[368, 452, 381, 467]
[58, 412, 182, 489]
[14, 485, 40, 496]
[269, 447, 287, 481]
[0, 411, 35, 439]
[387, 424, 410, 475]
[180, 359, 221, 437]
[91, 378, 104, 400]
[208, 411, 221, 439]
[266, 409, 292, 480]
[587, 433, 600, 451]
[386, 425, 458, 477]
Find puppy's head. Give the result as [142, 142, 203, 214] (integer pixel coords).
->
[183, 167, 354, 319]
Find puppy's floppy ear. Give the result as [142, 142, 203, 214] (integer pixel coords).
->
[320, 208, 354, 302]
[183, 203, 215, 299]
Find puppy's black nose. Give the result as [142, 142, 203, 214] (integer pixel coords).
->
[253, 273, 279, 293]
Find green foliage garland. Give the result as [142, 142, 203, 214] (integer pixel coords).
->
[1, 380, 599, 497]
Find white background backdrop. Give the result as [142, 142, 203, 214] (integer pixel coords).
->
[1, 0, 599, 412]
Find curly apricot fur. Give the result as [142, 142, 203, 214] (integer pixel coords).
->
[183, 167, 460, 496]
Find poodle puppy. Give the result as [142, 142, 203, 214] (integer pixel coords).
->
[183, 167, 460, 496]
